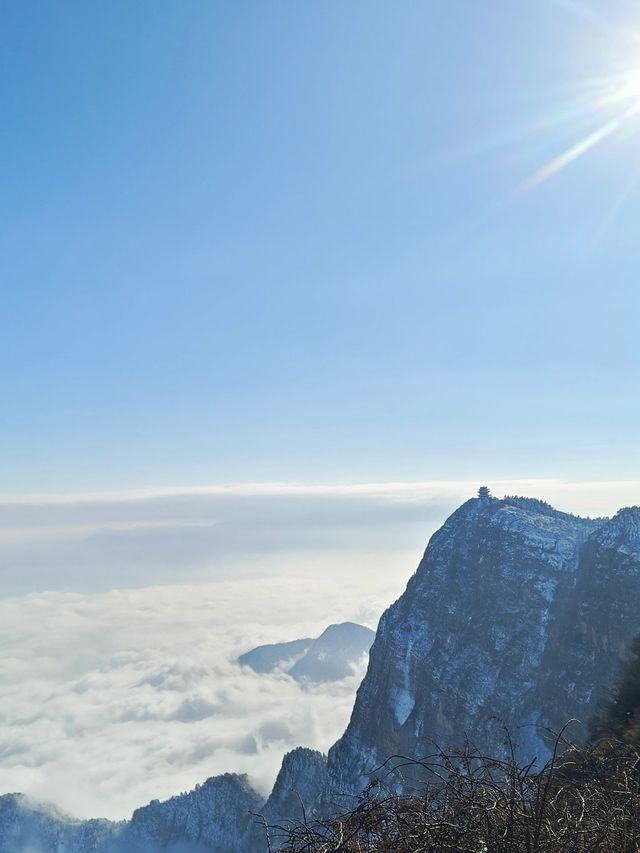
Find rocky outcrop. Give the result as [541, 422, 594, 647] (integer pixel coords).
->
[247, 748, 328, 851]
[262, 748, 328, 824]
[324, 497, 640, 799]
[119, 773, 261, 852]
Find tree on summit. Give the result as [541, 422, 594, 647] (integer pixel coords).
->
[478, 485, 491, 499]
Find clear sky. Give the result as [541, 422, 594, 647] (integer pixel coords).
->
[2, 0, 639, 493]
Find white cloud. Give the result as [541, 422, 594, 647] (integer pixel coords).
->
[0, 573, 403, 821]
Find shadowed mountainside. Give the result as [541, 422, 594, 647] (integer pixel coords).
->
[238, 622, 375, 683]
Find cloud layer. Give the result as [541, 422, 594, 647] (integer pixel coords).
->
[0, 573, 404, 821]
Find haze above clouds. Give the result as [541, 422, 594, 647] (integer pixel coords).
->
[1, 479, 636, 595]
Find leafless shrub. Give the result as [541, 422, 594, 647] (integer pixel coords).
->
[268, 732, 640, 852]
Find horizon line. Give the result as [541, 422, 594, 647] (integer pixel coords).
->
[0, 478, 638, 507]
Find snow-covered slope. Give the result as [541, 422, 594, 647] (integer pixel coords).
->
[4, 494, 640, 852]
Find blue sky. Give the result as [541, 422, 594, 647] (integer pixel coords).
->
[2, 0, 639, 492]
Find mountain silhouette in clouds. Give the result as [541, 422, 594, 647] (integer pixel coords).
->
[238, 622, 375, 683]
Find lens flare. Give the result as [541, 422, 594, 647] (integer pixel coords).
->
[519, 67, 640, 193]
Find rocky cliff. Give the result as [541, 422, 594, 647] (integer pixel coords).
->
[325, 496, 640, 799]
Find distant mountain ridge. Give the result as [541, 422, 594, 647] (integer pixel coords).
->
[239, 622, 375, 683]
[4, 493, 640, 852]
[0, 774, 260, 853]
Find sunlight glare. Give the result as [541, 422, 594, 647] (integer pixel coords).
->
[518, 56, 640, 196]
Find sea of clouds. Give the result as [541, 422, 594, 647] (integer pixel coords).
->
[0, 574, 404, 821]
[0, 479, 635, 821]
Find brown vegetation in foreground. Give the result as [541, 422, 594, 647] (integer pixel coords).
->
[268, 733, 640, 852]
[265, 630, 640, 851]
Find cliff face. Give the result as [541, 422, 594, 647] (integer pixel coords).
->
[119, 773, 261, 852]
[262, 748, 328, 824]
[548, 507, 640, 731]
[325, 498, 640, 797]
[3, 495, 640, 853]
[247, 747, 328, 851]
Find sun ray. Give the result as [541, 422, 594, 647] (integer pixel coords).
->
[518, 119, 622, 192]
[518, 96, 640, 193]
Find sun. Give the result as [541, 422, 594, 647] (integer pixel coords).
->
[597, 66, 640, 110]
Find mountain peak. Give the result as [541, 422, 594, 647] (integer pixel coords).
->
[315, 621, 375, 641]
[434, 493, 598, 555]
[324, 491, 640, 802]
[593, 506, 640, 554]
[289, 622, 374, 683]
[240, 622, 375, 684]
